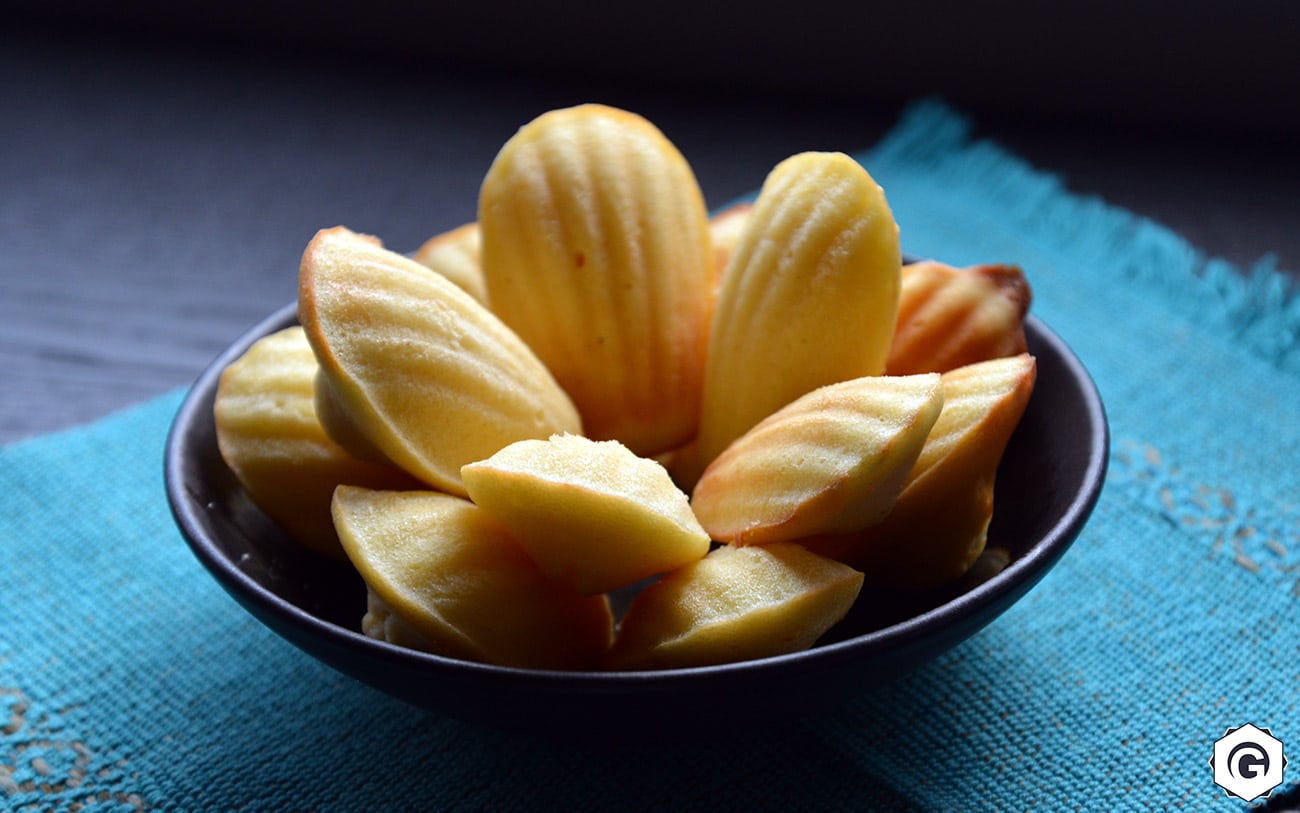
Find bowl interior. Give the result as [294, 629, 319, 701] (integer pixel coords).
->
[165, 302, 1107, 734]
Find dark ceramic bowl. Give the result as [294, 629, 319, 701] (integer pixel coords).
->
[165, 301, 1107, 738]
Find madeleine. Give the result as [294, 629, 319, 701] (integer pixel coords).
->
[606, 543, 864, 670]
[691, 373, 943, 546]
[214, 326, 417, 558]
[298, 226, 581, 496]
[803, 354, 1036, 588]
[462, 433, 710, 595]
[478, 104, 712, 456]
[334, 486, 613, 669]
[691, 151, 901, 482]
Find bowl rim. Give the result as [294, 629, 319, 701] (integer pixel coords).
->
[165, 301, 1108, 690]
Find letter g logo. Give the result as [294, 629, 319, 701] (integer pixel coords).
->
[1212, 724, 1286, 801]
[1227, 742, 1269, 779]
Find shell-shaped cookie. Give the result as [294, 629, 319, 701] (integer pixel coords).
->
[708, 201, 752, 299]
[691, 373, 943, 546]
[334, 487, 613, 669]
[605, 542, 863, 670]
[478, 104, 712, 457]
[213, 326, 418, 558]
[362, 589, 431, 651]
[298, 226, 582, 496]
[413, 221, 488, 306]
[692, 152, 901, 478]
[802, 354, 1036, 588]
[461, 433, 710, 595]
[886, 261, 1031, 375]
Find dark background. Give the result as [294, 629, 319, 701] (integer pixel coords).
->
[3, 2, 1298, 442]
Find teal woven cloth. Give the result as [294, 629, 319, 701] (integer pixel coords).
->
[3, 100, 1297, 811]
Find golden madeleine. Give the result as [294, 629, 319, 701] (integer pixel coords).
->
[803, 354, 1036, 588]
[298, 226, 581, 497]
[412, 221, 488, 306]
[691, 373, 944, 546]
[462, 433, 710, 595]
[606, 542, 864, 670]
[707, 201, 752, 299]
[478, 104, 712, 456]
[887, 261, 1031, 375]
[334, 486, 613, 669]
[691, 152, 901, 482]
[361, 588, 432, 651]
[213, 326, 418, 558]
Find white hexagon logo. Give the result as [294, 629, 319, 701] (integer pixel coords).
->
[1211, 724, 1287, 801]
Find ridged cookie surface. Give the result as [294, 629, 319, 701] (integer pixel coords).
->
[887, 261, 1030, 375]
[478, 104, 712, 456]
[692, 151, 901, 478]
[214, 325, 417, 558]
[691, 373, 943, 546]
[299, 226, 581, 496]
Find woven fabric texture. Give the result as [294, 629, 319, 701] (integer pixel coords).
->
[2, 100, 1297, 811]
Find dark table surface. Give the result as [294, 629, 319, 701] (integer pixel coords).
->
[4, 11, 1298, 444]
